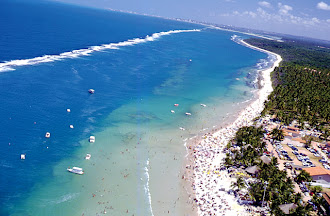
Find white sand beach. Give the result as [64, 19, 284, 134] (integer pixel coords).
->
[188, 40, 282, 216]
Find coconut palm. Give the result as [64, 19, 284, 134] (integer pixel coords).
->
[271, 128, 284, 141]
[231, 176, 245, 191]
[296, 170, 312, 183]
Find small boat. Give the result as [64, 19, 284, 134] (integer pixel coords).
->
[174, 104, 179, 107]
[171, 110, 175, 113]
[89, 136, 95, 143]
[88, 89, 95, 94]
[70, 125, 74, 129]
[179, 127, 185, 131]
[200, 104, 206, 107]
[67, 167, 84, 175]
[67, 108, 71, 112]
[20, 154, 25, 160]
[85, 154, 91, 160]
[45, 132, 51, 138]
[185, 112, 191, 116]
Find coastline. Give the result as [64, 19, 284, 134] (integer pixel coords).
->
[184, 39, 282, 215]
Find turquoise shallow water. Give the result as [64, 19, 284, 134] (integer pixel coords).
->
[0, 0, 269, 215]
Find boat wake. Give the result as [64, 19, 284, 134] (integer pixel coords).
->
[0, 29, 201, 72]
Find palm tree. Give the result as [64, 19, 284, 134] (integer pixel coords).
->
[271, 128, 284, 141]
[321, 128, 330, 141]
[310, 185, 322, 194]
[296, 170, 312, 183]
[231, 176, 245, 191]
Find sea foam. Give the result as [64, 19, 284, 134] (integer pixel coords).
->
[144, 159, 154, 216]
[0, 29, 201, 72]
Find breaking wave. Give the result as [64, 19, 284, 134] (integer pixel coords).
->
[0, 29, 201, 72]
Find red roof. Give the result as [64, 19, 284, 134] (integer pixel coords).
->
[303, 167, 330, 176]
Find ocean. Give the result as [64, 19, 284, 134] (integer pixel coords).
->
[0, 0, 270, 215]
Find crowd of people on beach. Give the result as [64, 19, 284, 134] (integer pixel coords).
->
[188, 46, 282, 215]
[190, 104, 262, 215]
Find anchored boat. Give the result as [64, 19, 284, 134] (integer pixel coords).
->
[67, 167, 84, 175]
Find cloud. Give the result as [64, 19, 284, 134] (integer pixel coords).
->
[312, 17, 320, 23]
[258, 1, 271, 8]
[221, 5, 328, 28]
[278, 3, 293, 15]
[243, 11, 257, 18]
[317, 2, 330, 10]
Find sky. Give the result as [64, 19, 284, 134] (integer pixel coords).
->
[50, 0, 330, 41]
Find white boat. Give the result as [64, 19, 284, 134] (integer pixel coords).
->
[171, 110, 175, 113]
[174, 104, 179, 107]
[67, 167, 84, 175]
[20, 154, 25, 160]
[70, 125, 74, 129]
[89, 136, 95, 143]
[88, 89, 95, 94]
[45, 132, 50, 138]
[200, 104, 206, 107]
[179, 127, 185, 131]
[185, 112, 191, 116]
[85, 154, 91, 160]
[67, 108, 71, 112]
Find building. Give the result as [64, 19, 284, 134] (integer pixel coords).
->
[279, 203, 298, 214]
[303, 167, 330, 183]
[283, 129, 301, 138]
[322, 192, 330, 214]
[286, 126, 300, 132]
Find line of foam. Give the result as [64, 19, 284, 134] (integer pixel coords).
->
[0, 29, 201, 72]
[144, 158, 154, 216]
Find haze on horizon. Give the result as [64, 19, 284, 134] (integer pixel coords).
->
[49, 0, 330, 41]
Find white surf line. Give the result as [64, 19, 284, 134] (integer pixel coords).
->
[193, 36, 282, 216]
[206, 25, 283, 41]
[0, 29, 201, 72]
[144, 158, 154, 216]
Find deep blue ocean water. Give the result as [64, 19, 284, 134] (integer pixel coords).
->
[0, 0, 268, 215]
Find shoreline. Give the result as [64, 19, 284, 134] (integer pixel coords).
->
[183, 39, 282, 215]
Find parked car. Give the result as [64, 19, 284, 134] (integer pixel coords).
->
[302, 162, 310, 166]
[286, 157, 293, 161]
[319, 159, 327, 163]
[323, 164, 330, 170]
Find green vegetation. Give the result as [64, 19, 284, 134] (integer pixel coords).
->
[223, 37, 330, 215]
[225, 126, 311, 215]
[271, 128, 284, 141]
[231, 176, 246, 191]
[246, 37, 330, 138]
[245, 38, 330, 69]
[295, 170, 312, 183]
[227, 126, 266, 167]
[262, 65, 330, 127]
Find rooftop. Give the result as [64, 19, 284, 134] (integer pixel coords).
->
[286, 126, 300, 131]
[322, 192, 330, 205]
[303, 167, 330, 176]
[279, 203, 298, 214]
[291, 137, 306, 143]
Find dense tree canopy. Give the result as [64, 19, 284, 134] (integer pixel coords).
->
[246, 37, 330, 134]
